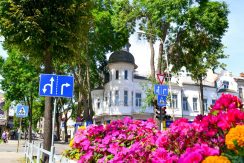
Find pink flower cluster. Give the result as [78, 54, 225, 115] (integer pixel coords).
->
[152, 94, 244, 161]
[71, 117, 160, 162]
[211, 93, 243, 112]
[66, 94, 244, 162]
[178, 144, 219, 163]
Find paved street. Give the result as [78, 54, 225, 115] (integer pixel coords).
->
[0, 140, 25, 163]
[0, 140, 70, 162]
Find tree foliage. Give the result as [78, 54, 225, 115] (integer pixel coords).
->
[0, 0, 96, 155]
[68, 0, 130, 120]
[113, 0, 229, 115]
[0, 49, 42, 141]
[0, 49, 39, 101]
[0, 0, 93, 64]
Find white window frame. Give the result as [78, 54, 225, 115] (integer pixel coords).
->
[193, 98, 198, 111]
[124, 90, 128, 106]
[170, 94, 178, 109]
[115, 90, 119, 106]
[116, 70, 119, 80]
[183, 97, 188, 111]
[97, 98, 100, 109]
[135, 93, 141, 107]
[109, 91, 112, 106]
[124, 70, 128, 80]
[212, 99, 216, 105]
[203, 98, 208, 111]
[223, 81, 229, 89]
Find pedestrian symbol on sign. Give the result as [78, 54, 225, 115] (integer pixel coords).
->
[157, 95, 167, 107]
[16, 105, 29, 118]
[18, 107, 25, 115]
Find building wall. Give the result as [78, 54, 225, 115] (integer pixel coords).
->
[92, 62, 243, 123]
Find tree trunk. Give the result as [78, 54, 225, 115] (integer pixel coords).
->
[77, 91, 83, 118]
[72, 65, 84, 120]
[43, 48, 53, 163]
[27, 95, 33, 143]
[149, 38, 155, 79]
[199, 78, 204, 115]
[158, 23, 169, 75]
[64, 112, 68, 142]
[157, 43, 163, 75]
[86, 64, 93, 121]
[55, 105, 60, 141]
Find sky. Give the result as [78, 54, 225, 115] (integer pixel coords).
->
[0, 0, 243, 77]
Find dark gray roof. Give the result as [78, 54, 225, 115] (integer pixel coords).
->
[134, 75, 148, 80]
[217, 88, 237, 93]
[108, 50, 137, 68]
[93, 86, 104, 90]
[182, 83, 215, 88]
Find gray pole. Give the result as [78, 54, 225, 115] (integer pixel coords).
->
[17, 118, 22, 152]
[51, 98, 57, 146]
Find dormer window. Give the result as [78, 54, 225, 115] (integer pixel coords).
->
[223, 81, 229, 89]
[97, 99, 100, 109]
[115, 90, 119, 106]
[110, 71, 112, 81]
[116, 70, 119, 80]
[124, 70, 128, 80]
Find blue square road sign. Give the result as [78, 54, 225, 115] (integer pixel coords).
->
[157, 95, 167, 107]
[39, 74, 74, 98]
[154, 84, 168, 96]
[16, 105, 29, 118]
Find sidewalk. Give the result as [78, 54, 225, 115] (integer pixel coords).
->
[0, 140, 25, 162]
[0, 152, 24, 163]
[7, 140, 25, 145]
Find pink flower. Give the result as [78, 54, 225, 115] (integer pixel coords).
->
[156, 134, 168, 147]
[79, 150, 93, 162]
[81, 140, 90, 151]
[179, 152, 202, 163]
[151, 147, 178, 163]
[206, 129, 217, 137]
[107, 143, 120, 155]
[217, 118, 230, 131]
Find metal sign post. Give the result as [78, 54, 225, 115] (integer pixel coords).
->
[164, 53, 174, 120]
[39, 74, 74, 147]
[51, 98, 57, 146]
[154, 85, 168, 130]
[16, 105, 28, 152]
[17, 118, 22, 152]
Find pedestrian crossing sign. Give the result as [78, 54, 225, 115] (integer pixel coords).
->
[16, 105, 29, 118]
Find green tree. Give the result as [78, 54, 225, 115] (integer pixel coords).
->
[113, 0, 228, 116]
[0, 0, 93, 158]
[69, 0, 129, 121]
[0, 49, 40, 142]
[169, 1, 229, 114]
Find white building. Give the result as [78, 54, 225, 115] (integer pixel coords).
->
[91, 49, 244, 123]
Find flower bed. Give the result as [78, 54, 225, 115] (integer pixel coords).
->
[63, 94, 244, 163]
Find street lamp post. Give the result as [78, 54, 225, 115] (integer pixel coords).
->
[137, 31, 174, 120]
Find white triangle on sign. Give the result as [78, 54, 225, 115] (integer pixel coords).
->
[157, 74, 165, 84]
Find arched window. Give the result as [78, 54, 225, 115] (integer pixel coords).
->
[124, 70, 128, 80]
[97, 99, 100, 109]
[116, 70, 119, 80]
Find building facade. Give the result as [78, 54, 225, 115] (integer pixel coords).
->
[91, 50, 244, 123]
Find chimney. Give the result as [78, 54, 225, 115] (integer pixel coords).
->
[122, 42, 131, 52]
